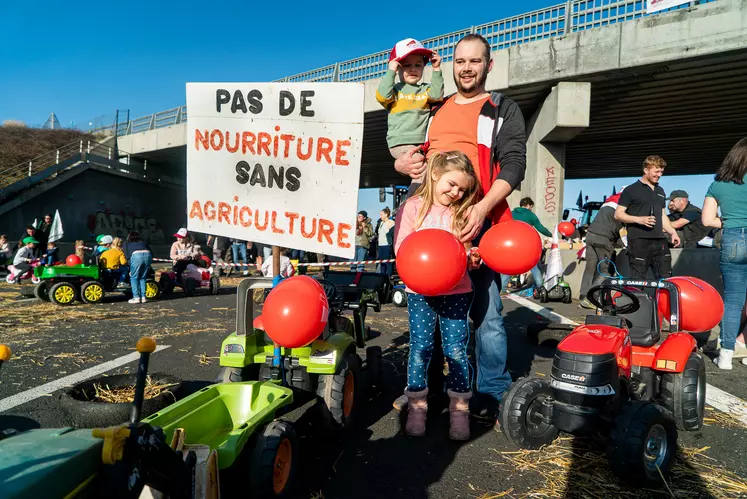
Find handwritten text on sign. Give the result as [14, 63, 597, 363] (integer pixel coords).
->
[186, 83, 364, 258]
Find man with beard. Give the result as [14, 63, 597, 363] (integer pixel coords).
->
[615, 156, 680, 279]
[394, 34, 527, 426]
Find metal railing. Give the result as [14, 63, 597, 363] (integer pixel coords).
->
[91, 0, 713, 137]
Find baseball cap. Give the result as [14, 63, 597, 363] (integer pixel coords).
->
[100, 235, 113, 245]
[96, 234, 105, 243]
[389, 38, 433, 63]
[666, 190, 689, 200]
[174, 228, 188, 238]
[22, 236, 39, 245]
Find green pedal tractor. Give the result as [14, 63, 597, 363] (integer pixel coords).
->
[0, 338, 300, 498]
[33, 264, 160, 306]
[217, 276, 382, 432]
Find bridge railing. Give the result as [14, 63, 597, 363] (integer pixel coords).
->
[93, 0, 713, 136]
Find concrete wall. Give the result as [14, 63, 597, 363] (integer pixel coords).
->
[1, 168, 186, 247]
[553, 247, 724, 297]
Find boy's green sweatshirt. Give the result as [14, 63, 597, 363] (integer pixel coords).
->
[512, 207, 553, 237]
[375, 69, 444, 148]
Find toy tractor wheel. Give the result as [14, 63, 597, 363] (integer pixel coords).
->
[317, 350, 361, 432]
[366, 346, 383, 388]
[81, 281, 105, 304]
[609, 402, 677, 484]
[144, 279, 161, 299]
[185, 278, 198, 296]
[33, 282, 49, 302]
[249, 420, 298, 499]
[216, 366, 245, 383]
[659, 352, 706, 431]
[159, 275, 174, 295]
[50, 282, 77, 306]
[500, 377, 558, 449]
[538, 287, 549, 303]
[392, 289, 408, 307]
[210, 276, 220, 295]
[561, 286, 572, 304]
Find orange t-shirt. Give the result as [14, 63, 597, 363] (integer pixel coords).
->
[427, 96, 489, 180]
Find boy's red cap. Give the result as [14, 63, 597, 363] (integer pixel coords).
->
[389, 38, 433, 62]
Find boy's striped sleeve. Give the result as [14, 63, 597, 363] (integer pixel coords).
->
[376, 69, 397, 108]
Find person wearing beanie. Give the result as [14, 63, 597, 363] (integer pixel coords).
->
[352, 211, 374, 272]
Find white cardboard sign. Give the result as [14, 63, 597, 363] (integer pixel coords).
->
[646, 0, 690, 13]
[186, 83, 364, 258]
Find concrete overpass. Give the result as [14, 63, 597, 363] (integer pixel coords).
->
[115, 0, 747, 229]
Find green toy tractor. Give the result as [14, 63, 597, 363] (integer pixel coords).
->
[33, 265, 160, 306]
[217, 277, 382, 432]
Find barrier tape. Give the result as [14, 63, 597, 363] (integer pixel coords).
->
[78, 246, 394, 268]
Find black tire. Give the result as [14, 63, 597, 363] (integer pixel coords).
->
[366, 346, 383, 388]
[34, 282, 49, 302]
[659, 352, 706, 431]
[216, 366, 245, 383]
[185, 278, 198, 296]
[210, 276, 220, 295]
[249, 421, 298, 499]
[500, 377, 559, 449]
[159, 275, 174, 295]
[561, 286, 572, 304]
[58, 373, 181, 427]
[539, 288, 549, 303]
[80, 281, 105, 304]
[144, 279, 161, 300]
[392, 289, 408, 308]
[317, 350, 361, 431]
[527, 323, 574, 346]
[609, 402, 677, 484]
[49, 282, 78, 306]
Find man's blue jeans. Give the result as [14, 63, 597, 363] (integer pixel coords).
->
[500, 265, 543, 292]
[232, 242, 248, 272]
[470, 221, 512, 402]
[351, 246, 368, 272]
[129, 252, 152, 300]
[719, 228, 747, 350]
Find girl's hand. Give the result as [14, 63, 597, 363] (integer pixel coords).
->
[431, 52, 441, 69]
[388, 60, 400, 72]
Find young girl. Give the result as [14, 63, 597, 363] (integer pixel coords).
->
[394, 151, 480, 440]
[170, 228, 201, 282]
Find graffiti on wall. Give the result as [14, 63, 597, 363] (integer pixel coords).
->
[544, 166, 557, 214]
[87, 209, 165, 244]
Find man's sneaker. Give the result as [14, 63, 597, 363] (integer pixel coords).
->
[578, 298, 595, 310]
[714, 349, 734, 370]
[128, 298, 141, 304]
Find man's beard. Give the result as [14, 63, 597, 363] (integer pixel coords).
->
[455, 70, 488, 94]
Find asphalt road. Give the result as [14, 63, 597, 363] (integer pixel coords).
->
[1, 278, 746, 498]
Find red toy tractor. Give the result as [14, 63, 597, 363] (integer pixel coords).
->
[501, 277, 708, 483]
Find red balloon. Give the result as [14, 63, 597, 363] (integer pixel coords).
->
[253, 315, 265, 331]
[66, 254, 82, 266]
[570, 218, 578, 225]
[478, 221, 542, 275]
[396, 229, 466, 296]
[657, 277, 723, 332]
[558, 222, 575, 237]
[262, 276, 329, 348]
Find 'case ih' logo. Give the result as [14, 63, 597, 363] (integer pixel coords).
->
[561, 373, 586, 382]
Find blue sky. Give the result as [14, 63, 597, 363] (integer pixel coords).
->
[0, 0, 716, 218]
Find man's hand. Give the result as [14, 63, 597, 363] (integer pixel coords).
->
[638, 215, 656, 228]
[459, 202, 489, 243]
[388, 60, 400, 72]
[670, 231, 681, 248]
[431, 52, 441, 69]
[394, 147, 426, 180]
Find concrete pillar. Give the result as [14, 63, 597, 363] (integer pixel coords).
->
[509, 82, 591, 232]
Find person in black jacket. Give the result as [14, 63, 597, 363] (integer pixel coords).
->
[394, 33, 527, 425]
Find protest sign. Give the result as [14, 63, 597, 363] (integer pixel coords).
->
[186, 83, 364, 258]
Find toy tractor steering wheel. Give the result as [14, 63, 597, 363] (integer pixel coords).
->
[317, 279, 342, 310]
[586, 284, 641, 315]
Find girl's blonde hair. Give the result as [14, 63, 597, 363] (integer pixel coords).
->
[112, 237, 123, 249]
[413, 151, 480, 235]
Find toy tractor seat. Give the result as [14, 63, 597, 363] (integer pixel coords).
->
[585, 285, 661, 348]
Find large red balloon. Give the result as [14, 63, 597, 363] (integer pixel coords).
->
[558, 222, 575, 237]
[262, 276, 329, 348]
[396, 229, 466, 296]
[66, 254, 82, 266]
[478, 220, 542, 275]
[657, 277, 723, 332]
